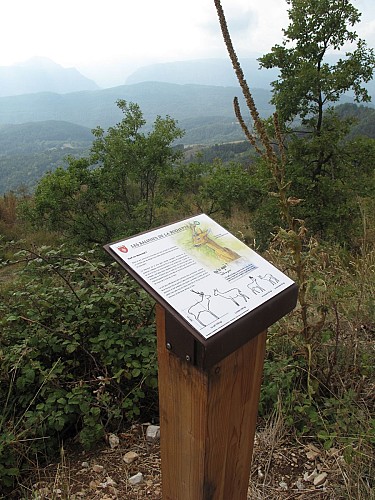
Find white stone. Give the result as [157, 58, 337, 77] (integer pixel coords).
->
[108, 433, 120, 449]
[257, 467, 264, 479]
[129, 472, 144, 485]
[146, 425, 160, 442]
[123, 451, 139, 464]
[306, 449, 320, 460]
[313, 472, 328, 486]
[279, 481, 288, 490]
[92, 464, 104, 473]
[304, 469, 318, 482]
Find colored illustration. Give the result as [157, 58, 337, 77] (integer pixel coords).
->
[189, 223, 241, 263]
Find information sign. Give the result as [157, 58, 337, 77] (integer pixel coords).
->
[107, 214, 295, 339]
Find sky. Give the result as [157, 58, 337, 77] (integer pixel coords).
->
[1, 0, 374, 87]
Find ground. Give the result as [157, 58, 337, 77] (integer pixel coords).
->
[13, 419, 361, 500]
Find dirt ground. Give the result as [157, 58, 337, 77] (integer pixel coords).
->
[13, 419, 363, 500]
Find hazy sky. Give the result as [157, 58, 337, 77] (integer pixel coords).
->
[1, 0, 374, 86]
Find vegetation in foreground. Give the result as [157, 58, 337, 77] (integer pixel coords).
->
[0, 0, 374, 497]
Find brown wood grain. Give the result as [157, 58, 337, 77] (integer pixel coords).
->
[156, 304, 267, 500]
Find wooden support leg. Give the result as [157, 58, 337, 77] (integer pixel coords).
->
[156, 304, 267, 500]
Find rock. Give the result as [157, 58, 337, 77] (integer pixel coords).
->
[279, 481, 288, 490]
[295, 478, 305, 490]
[99, 476, 117, 488]
[123, 451, 139, 464]
[304, 469, 318, 482]
[146, 425, 160, 443]
[81, 461, 89, 468]
[306, 449, 320, 460]
[92, 464, 105, 473]
[313, 472, 328, 486]
[107, 433, 120, 449]
[129, 472, 144, 485]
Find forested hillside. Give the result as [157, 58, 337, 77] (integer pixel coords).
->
[1, 103, 374, 195]
[0, 121, 92, 193]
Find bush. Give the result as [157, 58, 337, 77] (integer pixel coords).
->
[0, 243, 157, 488]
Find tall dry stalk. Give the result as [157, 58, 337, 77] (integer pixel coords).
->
[214, 0, 311, 340]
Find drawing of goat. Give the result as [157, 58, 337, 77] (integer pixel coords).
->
[258, 273, 279, 285]
[187, 290, 219, 327]
[247, 276, 266, 295]
[213, 288, 249, 306]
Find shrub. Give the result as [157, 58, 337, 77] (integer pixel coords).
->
[0, 243, 157, 488]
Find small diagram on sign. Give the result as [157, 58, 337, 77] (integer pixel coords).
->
[247, 274, 282, 295]
[258, 273, 280, 286]
[213, 287, 249, 306]
[187, 290, 220, 327]
[247, 276, 266, 295]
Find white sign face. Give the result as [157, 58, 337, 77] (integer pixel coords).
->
[110, 214, 294, 339]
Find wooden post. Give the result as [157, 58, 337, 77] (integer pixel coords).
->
[156, 304, 267, 500]
[104, 214, 297, 497]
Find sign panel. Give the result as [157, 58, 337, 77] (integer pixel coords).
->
[108, 214, 295, 339]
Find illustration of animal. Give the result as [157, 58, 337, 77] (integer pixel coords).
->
[213, 288, 249, 306]
[258, 273, 279, 285]
[190, 224, 241, 263]
[187, 290, 219, 327]
[247, 276, 266, 295]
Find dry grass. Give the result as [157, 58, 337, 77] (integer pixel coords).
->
[13, 411, 374, 499]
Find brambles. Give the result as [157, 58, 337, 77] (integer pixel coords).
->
[0, 243, 157, 489]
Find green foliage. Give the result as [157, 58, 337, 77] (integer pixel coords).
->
[284, 114, 375, 242]
[164, 158, 264, 217]
[29, 100, 184, 244]
[259, 0, 375, 126]
[256, 0, 375, 243]
[0, 243, 157, 488]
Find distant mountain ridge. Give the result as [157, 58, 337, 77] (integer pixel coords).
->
[125, 57, 375, 99]
[0, 57, 99, 97]
[126, 58, 279, 89]
[0, 81, 274, 133]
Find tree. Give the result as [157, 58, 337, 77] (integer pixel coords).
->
[257, 0, 375, 241]
[32, 101, 184, 244]
[258, 0, 375, 131]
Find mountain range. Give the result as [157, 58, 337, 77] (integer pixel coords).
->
[0, 57, 374, 194]
[0, 57, 99, 97]
[126, 58, 279, 88]
[0, 81, 273, 131]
